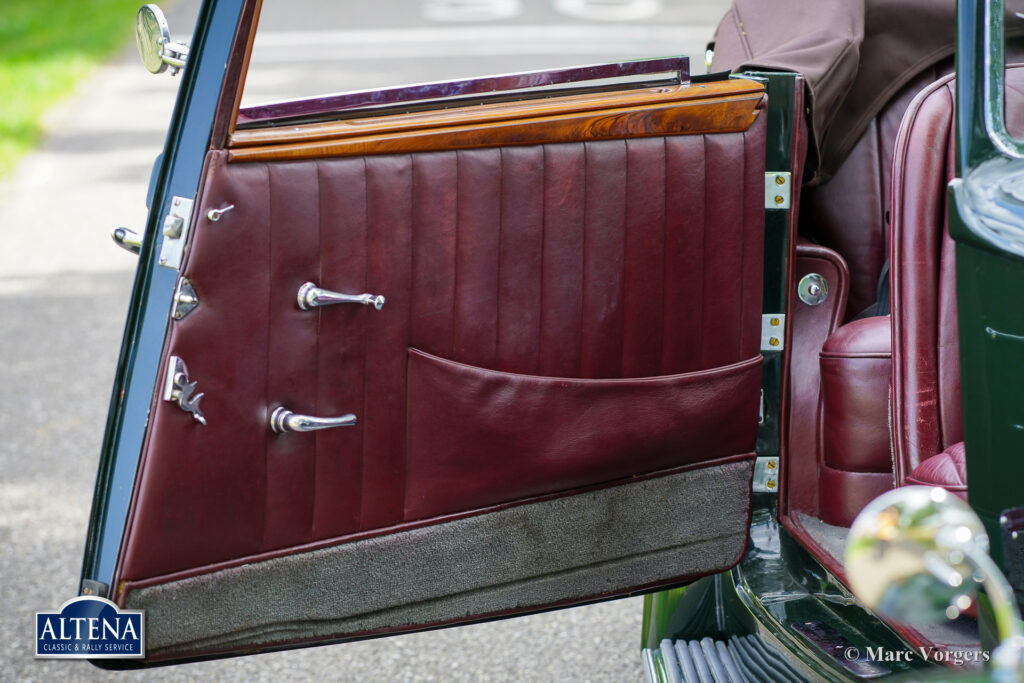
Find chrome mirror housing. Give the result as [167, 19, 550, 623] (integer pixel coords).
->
[135, 4, 189, 75]
[846, 486, 1024, 672]
[846, 486, 984, 622]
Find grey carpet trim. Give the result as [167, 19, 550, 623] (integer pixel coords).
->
[794, 512, 981, 651]
[127, 460, 753, 657]
[794, 512, 849, 563]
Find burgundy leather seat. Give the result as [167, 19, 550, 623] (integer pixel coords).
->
[803, 65, 955, 527]
[808, 68, 950, 527]
[814, 65, 1024, 522]
[817, 315, 893, 525]
[890, 65, 1024, 498]
[802, 60, 953, 320]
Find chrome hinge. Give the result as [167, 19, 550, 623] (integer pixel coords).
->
[760, 314, 785, 351]
[765, 172, 791, 209]
[753, 456, 780, 493]
[158, 195, 194, 270]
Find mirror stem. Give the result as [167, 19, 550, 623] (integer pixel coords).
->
[967, 547, 1024, 671]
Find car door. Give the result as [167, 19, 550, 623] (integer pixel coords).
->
[82, 0, 772, 665]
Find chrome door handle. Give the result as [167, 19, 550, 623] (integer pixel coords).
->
[270, 406, 357, 433]
[297, 282, 385, 311]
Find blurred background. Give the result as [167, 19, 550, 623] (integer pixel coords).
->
[0, 1, 729, 680]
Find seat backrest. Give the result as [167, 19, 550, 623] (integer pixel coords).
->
[802, 60, 953, 320]
[890, 65, 1024, 484]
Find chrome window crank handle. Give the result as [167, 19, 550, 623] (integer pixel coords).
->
[297, 282, 385, 311]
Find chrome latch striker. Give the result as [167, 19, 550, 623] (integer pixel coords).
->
[163, 356, 206, 425]
[158, 195, 194, 270]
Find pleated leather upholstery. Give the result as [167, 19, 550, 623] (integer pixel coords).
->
[120, 121, 766, 581]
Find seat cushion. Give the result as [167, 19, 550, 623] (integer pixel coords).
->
[820, 315, 892, 473]
[905, 442, 967, 499]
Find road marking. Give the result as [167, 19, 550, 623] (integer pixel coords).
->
[423, 0, 523, 22]
[247, 24, 715, 61]
[554, 0, 663, 21]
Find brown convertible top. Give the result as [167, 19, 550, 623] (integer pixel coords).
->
[711, 0, 1024, 184]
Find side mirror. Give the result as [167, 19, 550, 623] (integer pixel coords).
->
[135, 4, 189, 75]
[846, 486, 1024, 671]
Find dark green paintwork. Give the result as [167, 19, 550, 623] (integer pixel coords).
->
[747, 72, 798, 459]
[950, 239, 1024, 564]
[642, 587, 688, 649]
[949, 0, 1024, 565]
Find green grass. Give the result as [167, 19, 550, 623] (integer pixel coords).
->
[0, 0, 144, 177]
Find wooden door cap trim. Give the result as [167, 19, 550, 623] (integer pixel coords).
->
[227, 79, 765, 162]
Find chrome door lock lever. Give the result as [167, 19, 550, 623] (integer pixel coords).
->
[163, 356, 206, 425]
[206, 204, 235, 221]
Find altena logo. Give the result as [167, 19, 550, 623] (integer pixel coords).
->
[36, 596, 144, 659]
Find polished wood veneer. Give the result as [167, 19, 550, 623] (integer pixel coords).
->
[227, 79, 764, 161]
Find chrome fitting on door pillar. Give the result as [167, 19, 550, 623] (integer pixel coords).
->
[158, 195, 194, 270]
[163, 356, 206, 425]
[172, 277, 199, 320]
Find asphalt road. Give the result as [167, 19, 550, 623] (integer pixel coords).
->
[0, 1, 729, 680]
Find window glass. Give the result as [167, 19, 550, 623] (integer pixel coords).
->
[239, 0, 729, 111]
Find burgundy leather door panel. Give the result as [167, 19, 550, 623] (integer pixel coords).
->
[117, 85, 768, 612]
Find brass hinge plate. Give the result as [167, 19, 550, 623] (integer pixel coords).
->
[765, 172, 791, 209]
[761, 314, 785, 351]
[753, 456, 780, 493]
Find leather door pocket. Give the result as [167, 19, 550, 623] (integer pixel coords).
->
[405, 348, 763, 520]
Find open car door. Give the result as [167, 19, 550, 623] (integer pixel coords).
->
[82, 0, 778, 665]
